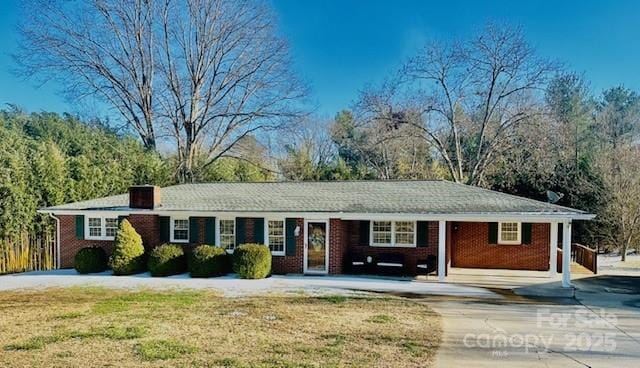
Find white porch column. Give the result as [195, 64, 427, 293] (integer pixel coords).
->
[562, 220, 572, 288]
[438, 220, 446, 282]
[549, 222, 558, 278]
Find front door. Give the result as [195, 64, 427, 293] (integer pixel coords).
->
[304, 220, 329, 274]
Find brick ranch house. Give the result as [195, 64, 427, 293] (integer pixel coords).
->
[39, 181, 594, 287]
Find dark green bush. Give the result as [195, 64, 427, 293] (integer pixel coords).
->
[147, 244, 186, 277]
[109, 219, 146, 275]
[74, 246, 108, 274]
[188, 245, 229, 278]
[233, 243, 271, 279]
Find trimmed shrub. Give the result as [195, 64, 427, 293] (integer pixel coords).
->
[147, 244, 186, 277]
[109, 219, 146, 275]
[233, 243, 271, 279]
[74, 246, 108, 274]
[188, 245, 229, 278]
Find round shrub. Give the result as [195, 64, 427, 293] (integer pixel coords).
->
[147, 244, 186, 277]
[74, 246, 108, 274]
[233, 243, 271, 279]
[188, 245, 229, 278]
[109, 219, 146, 275]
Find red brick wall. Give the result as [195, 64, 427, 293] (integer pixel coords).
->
[271, 218, 304, 274]
[450, 222, 550, 271]
[329, 218, 347, 274]
[343, 220, 439, 275]
[58, 215, 114, 268]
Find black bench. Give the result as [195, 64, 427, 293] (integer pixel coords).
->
[375, 253, 405, 275]
[346, 252, 374, 274]
[416, 255, 437, 277]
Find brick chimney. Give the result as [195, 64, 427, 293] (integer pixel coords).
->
[129, 185, 161, 209]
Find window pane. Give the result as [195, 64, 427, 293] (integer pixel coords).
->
[395, 221, 415, 245]
[268, 220, 284, 253]
[372, 221, 392, 245]
[500, 222, 519, 242]
[105, 218, 118, 238]
[88, 218, 102, 237]
[173, 219, 189, 240]
[220, 220, 235, 251]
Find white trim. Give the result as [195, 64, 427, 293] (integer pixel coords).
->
[549, 221, 558, 278]
[369, 220, 417, 247]
[38, 209, 596, 221]
[264, 218, 286, 256]
[85, 215, 118, 241]
[303, 219, 329, 275]
[218, 217, 236, 253]
[48, 213, 61, 269]
[497, 222, 522, 245]
[562, 220, 572, 288]
[438, 220, 446, 282]
[170, 217, 189, 243]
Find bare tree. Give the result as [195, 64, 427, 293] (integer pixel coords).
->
[17, 0, 158, 149]
[17, 0, 306, 182]
[597, 147, 640, 261]
[359, 23, 556, 185]
[157, 0, 306, 182]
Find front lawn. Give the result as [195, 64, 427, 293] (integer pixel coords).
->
[0, 288, 441, 367]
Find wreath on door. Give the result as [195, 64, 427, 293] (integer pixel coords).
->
[309, 226, 325, 252]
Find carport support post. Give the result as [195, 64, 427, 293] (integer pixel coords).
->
[438, 220, 446, 282]
[562, 220, 572, 288]
[549, 221, 558, 278]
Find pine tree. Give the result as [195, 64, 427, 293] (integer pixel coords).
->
[109, 219, 145, 275]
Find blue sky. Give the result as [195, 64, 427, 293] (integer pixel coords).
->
[1, 0, 639, 118]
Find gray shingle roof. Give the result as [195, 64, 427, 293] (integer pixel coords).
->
[42, 180, 589, 217]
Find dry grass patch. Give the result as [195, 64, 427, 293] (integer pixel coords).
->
[0, 288, 441, 367]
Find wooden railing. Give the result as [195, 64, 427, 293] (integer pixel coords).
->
[573, 243, 597, 274]
[556, 243, 597, 274]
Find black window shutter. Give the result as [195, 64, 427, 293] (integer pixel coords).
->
[236, 218, 246, 246]
[253, 218, 265, 244]
[189, 217, 199, 244]
[117, 215, 127, 225]
[417, 221, 429, 247]
[75, 215, 84, 240]
[359, 220, 370, 245]
[159, 216, 170, 243]
[285, 218, 297, 256]
[204, 217, 216, 245]
[488, 222, 498, 244]
[522, 223, 532, 244]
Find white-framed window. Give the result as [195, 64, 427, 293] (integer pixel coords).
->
[498, 222, 521, 245]
[370, 220, 416, 247]
[86, 216, 119, 240]
[105, 218, 119, 238]
[372, 221, 392, 245]
[170, 218, 189, 243]
[219, 219, 236, 252]
[394, 221, 416, 245]
[266, 219, 285, 255]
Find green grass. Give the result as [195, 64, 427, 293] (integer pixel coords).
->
[317, 295, 348, 304]
[0, 288, 441, 367]
[4, 335, 66, 351]
[366, 314, 396, 323]
[134, 339, 197, 361]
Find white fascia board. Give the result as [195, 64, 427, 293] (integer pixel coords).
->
[38, 208, 595, 222]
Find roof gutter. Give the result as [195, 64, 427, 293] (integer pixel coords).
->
[47, 213, 61, 269]
[38, 209, 596, 222]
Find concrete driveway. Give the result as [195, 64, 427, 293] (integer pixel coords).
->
[430, 275, 640, 367]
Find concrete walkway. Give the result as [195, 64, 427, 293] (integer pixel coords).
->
[0, 269, 498, 298]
